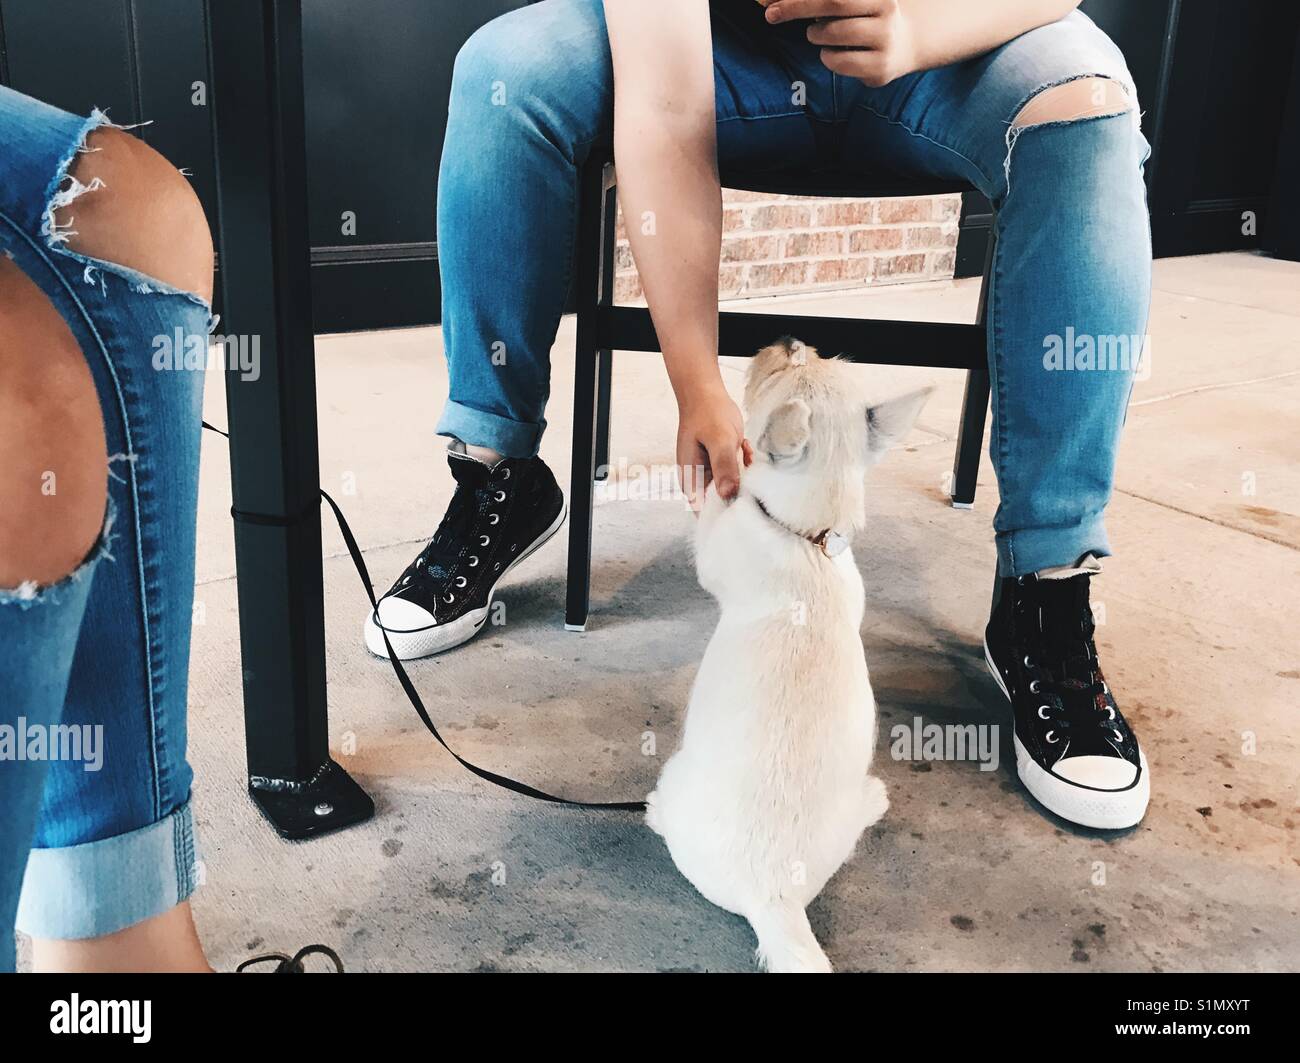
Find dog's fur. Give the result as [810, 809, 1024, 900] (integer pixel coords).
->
[646, 338, 932, 973]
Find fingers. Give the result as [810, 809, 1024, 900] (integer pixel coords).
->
[742, 438, 755, 468]
[706, 432, 742, 502]
[677, 438, 708, 513]
[765, 0, 892, 25]
[817, 47, 893, 86]
[804, 15, 886, 48]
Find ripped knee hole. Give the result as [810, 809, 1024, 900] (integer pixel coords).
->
[1011, 77, 1133, 131]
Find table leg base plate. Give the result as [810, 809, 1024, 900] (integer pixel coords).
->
[248, 758, 374, 840]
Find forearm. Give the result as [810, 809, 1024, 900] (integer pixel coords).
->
[899, 0, 1081, 71]
[614, 115, 723, 402]
[602, 0, 747, 500]
[604, 0, 723, 404]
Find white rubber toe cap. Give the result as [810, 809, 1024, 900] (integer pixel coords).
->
[370, 596, 436, 635]
[1053, 754, 1139, 790]
[363, 595, 487, 660]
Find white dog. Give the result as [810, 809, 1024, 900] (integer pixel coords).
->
[647, 338, 931, 973]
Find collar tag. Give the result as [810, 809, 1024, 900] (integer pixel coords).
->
[820, 532, 849, 558]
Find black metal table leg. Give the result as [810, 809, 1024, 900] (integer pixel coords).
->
[205, 0, 372, 839]
[951, 224, 996, 509]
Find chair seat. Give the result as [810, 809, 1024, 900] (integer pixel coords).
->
[594, 145, 973, 200]
[720, 166, 973, 200]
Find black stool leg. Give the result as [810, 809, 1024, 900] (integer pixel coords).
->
[594, 349, 613, 481]
[566, 162, 606, 630]
[592, 178, 616, 480]
[951, 225, 996, 509]
[951, 370, 989, 509]
[593, 178, 617, 481]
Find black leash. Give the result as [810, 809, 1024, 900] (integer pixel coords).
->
[203, 421, 646, 813]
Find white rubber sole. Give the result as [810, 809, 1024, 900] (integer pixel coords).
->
[364, 503, 567, 661]
[983, 638, 1150, 830]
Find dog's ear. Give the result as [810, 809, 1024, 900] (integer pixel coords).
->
[760, 336, 815, 365]
[758, 398, 812, 464]
[866, 386, 934, 458]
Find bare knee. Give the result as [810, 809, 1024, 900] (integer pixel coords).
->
[55, 127, 213, 303]
[1012, 77, 1132, 130]
[0, 257, 108, 589]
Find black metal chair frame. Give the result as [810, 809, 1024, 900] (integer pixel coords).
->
[564, 158, 996, 630]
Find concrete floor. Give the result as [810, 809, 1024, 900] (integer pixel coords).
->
[158, 252, 1300, 970]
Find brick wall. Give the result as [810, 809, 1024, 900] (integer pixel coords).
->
[613, 189, 961, 304]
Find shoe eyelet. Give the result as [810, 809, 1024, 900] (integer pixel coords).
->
[417, 556, 424, 567]
[1028, 680, 1040, 694]
[1023, 655, 1033, 668]
[402, 576, 411, 585]
[479, 535, 490, 546]
[488, 514, 500, 525]
[1045, 730, 1059, 744]
[500, 468, 511, 480]
[455, 576, 467, 588]
[1037, 705, 1051, 720]
[493, 490, 506, 502]
[1112, 728, 1123, 742]
[443, 593, 455, 604]
[468, 555, 479, 567]
[493, 562, 501, 571]
[1105, 706, 1116, 720]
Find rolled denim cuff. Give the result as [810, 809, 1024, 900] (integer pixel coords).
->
[15, 799, 198, 940]
[436, 399, 545, 459]
[995, 512, 1111, 578]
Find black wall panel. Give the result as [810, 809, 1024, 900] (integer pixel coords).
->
[0, 0, 215, 243]
[1146, 0, 1300, 256]
[298, 0, 529, 331]
[1, 0, 138, 120]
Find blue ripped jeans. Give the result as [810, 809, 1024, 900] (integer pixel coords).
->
[0, 88, 209, 971]
[435, 0, 1152, 576]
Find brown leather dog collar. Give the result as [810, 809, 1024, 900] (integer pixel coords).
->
[750, 495, 848, 559]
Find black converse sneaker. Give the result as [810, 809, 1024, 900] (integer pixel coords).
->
[984, 570, 1149, 829]
[363, 449, 565, 660]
